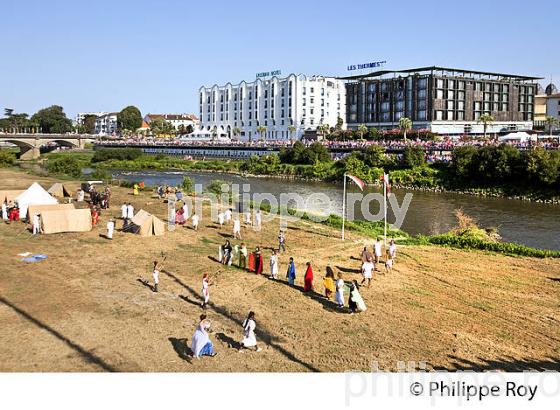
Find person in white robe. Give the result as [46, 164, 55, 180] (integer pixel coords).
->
[126, 203, 134, 219]
[121, 203, 127, 219]
[32, 214, 41, 235]
[254, 210, 262, 230]
[233, 218, 241, 239]
[191, 314, 216, 358]
[269, 250, 279, 279]
[374, 238, 383, 267]
[192, 213, 199, 231]
[217, 212, 225, 226]
[244, 209, 251, 225]
[388, 239, 397, 263]
[239, 311, 261, 352]
[106, 218, 115, 240]
[224, 208, 232, 223]
[335, 273, 345, 308]
[77, 189, 85, 202]
[182, 203, 189, 219]
[2, 201, 9, 221]
[201, 273, 210, 308]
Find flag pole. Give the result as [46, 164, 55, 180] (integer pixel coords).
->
[342, 173, 346, 241]
[383, 174, 387, 246]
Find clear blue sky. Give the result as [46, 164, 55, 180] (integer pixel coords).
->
[1, 0, 558, 120]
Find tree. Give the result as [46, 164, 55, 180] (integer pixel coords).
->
[232, 127, 241, 139]
[523, 147, 560, 186]
[117, 106, 142, 133]
[356, 123, 368, 140]
[477, 114, 495, 139]
[300, 142, 331, 164]
[398, 117, 413, 141]
[77, 114, 98, 134]
[317, 123, 330, 138]
[287, 124, 296, 142]
[450, 146, 478, 180]
[149, 118, 174, 137]
[336, 116, 344, 131]
[363, 145, 386, 167]
[401, 146, 425, 168]
[256, 125, 267, 141]
[544, 116, 559, 137]
[31, 105, 73, 134]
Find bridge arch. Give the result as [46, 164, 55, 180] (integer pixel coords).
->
[3, 139, 39, 160]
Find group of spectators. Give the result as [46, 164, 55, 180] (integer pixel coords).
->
[96, 135, 560, 152]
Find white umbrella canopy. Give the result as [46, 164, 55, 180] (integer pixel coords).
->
[498, 131, 537, 142]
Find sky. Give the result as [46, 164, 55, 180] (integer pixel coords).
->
[1, 0, 559, 120]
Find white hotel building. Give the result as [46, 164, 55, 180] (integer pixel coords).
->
[198, 74, 346, 140]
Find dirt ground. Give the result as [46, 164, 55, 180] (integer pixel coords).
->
[1, 168, 559, 372]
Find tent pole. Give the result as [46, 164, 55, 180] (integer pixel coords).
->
[342, 173, 346, 241]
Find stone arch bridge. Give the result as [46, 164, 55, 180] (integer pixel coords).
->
[0, 133, 96, 159]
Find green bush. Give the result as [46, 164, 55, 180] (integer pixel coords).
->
[0, 150, 16, 167]
[206, 179, 228, 196]
[47, 156, 83, 178]
[427, 234, 560, 258]
[92, 147, 143, 162]
[181, 176, 194, 193]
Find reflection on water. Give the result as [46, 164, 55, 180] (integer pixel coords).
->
[111, 170, 560, 251]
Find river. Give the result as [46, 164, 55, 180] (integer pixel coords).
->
[110, 170, 560, 251]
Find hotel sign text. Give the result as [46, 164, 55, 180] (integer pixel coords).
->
[256, 70, 282, 78]
[347, 61, 386, 71]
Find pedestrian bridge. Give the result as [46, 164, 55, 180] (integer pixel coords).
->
[0, 133, 96, 159]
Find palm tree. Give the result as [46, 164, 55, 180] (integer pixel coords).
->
[287, 124, 296, 143]
[232, 127, 241, 140]
[357, 123, 368, 140]
[398, 117, 413, 141]
[544, 116, 559, 137]
[256, 125, 267, 141]
[477, 114, 495, 139]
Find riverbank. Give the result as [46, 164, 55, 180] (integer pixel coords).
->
[39, 149, 560, 204]
[1, 168, 559, 372]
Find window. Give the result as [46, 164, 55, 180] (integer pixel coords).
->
[448, 90, 454, 100]
[435, 110, 444, 120]
[303, 98, 306, 106]
[303, 87, 306, 95]
[448, 80, 455, 89]
[436, 89, 444, 99]
[321, 109, 324, 117]
[310, 87, 314, 93]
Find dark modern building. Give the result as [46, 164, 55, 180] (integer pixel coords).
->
[342, 66, 542, 136]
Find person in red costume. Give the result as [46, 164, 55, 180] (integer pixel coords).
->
[254, 246, 263, 275]
[304, 261, 314, 292]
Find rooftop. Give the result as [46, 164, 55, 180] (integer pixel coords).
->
[338, 66, 543, 82]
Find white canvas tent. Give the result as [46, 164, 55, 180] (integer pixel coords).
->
[47, 183, 71, 198]
[130, 209, 165, 237]
[28, 203, 75, 219]
[15, 182, 58, 219]
[498, 131, 537, 143]
[40, 208, 92, 234]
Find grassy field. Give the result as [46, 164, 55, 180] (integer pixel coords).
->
[0, 168, 559, 372]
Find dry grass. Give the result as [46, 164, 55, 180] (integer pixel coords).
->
[1, 168, 559, 372]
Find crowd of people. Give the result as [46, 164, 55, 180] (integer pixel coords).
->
[139, 190, 400, 360]
[97, 135, 560, 152]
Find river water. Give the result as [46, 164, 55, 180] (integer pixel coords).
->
[111, 170, 560, 251]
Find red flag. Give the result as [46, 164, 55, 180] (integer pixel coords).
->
[347, 174, 365, 191]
